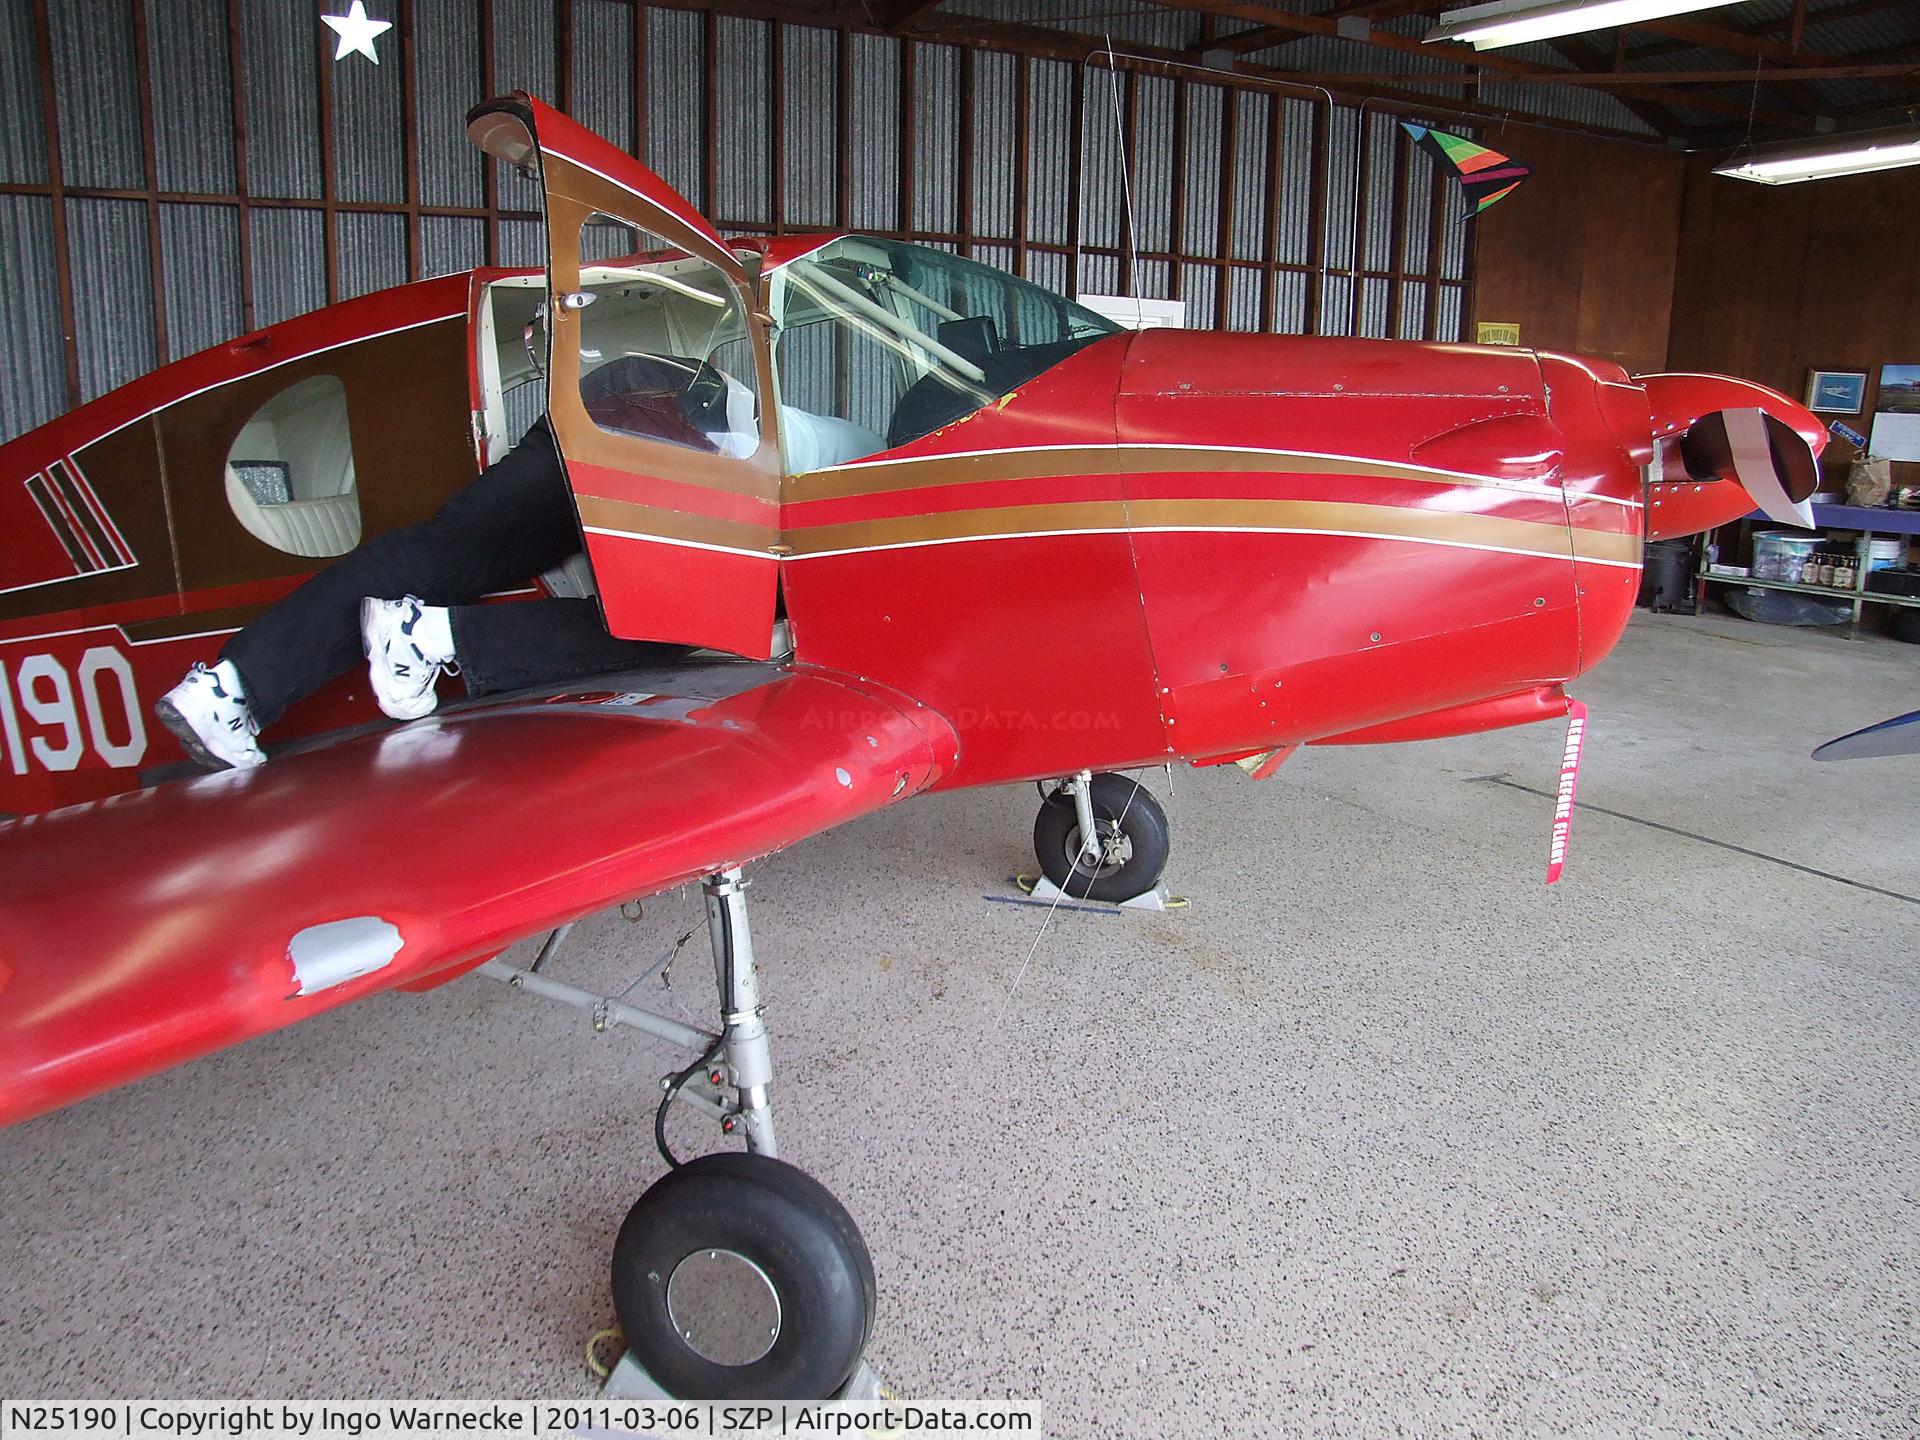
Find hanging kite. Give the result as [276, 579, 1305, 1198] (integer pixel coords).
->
[1401, 123, 1531, 216]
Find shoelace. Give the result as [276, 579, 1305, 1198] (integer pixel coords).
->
[190, 663, 259, 740]
[389, 615, 460, 680]
[389, 644, 458, 684]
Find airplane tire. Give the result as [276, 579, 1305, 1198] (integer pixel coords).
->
[1033, 773, 1170, 903]
[611, 1152, 875, 1400]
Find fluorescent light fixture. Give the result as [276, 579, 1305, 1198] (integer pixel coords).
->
[1427, 0, 1743, 51]
[1714, 127, 1920, 185]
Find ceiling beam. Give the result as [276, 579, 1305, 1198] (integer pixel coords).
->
[912, 12, 1669, 142]
[1323, 0, 1437, 17]
[1205, 24, 1295, 58]
[1636, 11, 1855, 117]
[1548, 33, 1691, 141]
[1831, 91, 1920, 118]
[1314, 61, 1920, 88]
[1634, 15, 1841, 68]
[1617, 16, 1851, 123]
[1156, 1, 1817, 130]
[884, 0, 945, 31]
[1630, 0, 1913, 64]
[1842, 37, 1920, 66]
[1164, 2, 1639, 78]
[1792, 0, 1916, 27]
[1786, 0, 1809, 55]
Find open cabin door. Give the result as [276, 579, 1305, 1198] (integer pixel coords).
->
[467, 94, 781, 659]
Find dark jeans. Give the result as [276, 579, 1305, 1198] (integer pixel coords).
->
[224, 418, 683, 726]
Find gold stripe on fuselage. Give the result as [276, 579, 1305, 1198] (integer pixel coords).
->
[578, 446, 1643, 567]
[780, 496, 1637, 565]
[576, 495, 778, 553]
[785, 442, 1614, 507]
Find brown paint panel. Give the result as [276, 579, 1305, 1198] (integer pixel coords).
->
[0, 419, 179, 625]
[121, 602, 270, 641]
[158, 317, 478, 594]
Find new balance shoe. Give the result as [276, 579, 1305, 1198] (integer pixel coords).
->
[154, 660, 265, 770]
[361, 595, 457, 720]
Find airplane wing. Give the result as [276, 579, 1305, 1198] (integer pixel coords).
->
[0, 663, 955, 1128]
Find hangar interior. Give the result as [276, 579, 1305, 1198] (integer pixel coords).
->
[2, 2, 1918, 1436]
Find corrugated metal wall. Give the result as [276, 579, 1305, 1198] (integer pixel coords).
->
[0, 1, 1475, 445]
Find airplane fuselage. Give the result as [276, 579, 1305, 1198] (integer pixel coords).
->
[0, 254, 1817, 817]
[781, 327, 1650, 785]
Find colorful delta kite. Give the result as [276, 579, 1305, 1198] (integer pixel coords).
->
[1402, 123, 1531, 216]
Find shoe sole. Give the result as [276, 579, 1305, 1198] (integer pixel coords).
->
[154, 696, 237, 772]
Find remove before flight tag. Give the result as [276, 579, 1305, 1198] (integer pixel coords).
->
[1546, 700, 1588, 886]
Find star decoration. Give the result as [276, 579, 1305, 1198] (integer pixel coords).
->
[321, 1, 393, 65]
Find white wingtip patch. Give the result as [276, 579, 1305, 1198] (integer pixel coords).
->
[289, 917, 403, 996]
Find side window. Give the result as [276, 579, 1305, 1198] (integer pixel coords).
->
[774, 319, 901, 451]
[223, 375, 362, 558]
[771, 239, 1119, 459]
[574, 213, 763, 461]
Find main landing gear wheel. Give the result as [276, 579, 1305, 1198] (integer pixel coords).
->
[611, 1152, 877, 1400]
[1034, 771, 1171, 903]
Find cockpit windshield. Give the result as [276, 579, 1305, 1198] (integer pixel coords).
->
[769, 239, 1120, 461]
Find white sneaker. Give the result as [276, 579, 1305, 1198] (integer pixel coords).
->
[155, 661, 265, 770]
[361, 596, 457, 721]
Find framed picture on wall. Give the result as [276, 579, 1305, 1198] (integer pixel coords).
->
[1806, 369, 1868, 414]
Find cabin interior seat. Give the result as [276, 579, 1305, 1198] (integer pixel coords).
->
[224, 375, 364, 558]
[223, 472, 363, 557]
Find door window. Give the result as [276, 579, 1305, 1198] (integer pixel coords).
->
[573, 213, 764, 462]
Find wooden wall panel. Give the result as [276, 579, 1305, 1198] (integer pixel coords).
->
[1668, 155, 1920, 487]
[1470, 126, 1685, 376]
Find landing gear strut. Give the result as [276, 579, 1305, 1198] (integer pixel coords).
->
[481, 867, 876, 1400]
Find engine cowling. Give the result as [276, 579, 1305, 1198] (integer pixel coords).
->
[1638, 372, 1826, 541]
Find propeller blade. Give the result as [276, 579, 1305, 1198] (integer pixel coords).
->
[1681, 406, 1819, 530]
[1812, 709, 1920, 762]
[1725, 407, 1814, 528]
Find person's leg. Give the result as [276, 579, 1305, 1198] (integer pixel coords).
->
[447, 598, 690, 697]
[220, 418, 582, 726]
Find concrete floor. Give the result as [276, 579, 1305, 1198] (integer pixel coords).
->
[2, 609, 1916, 1436]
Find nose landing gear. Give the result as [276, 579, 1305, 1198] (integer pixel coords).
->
[1033, 770, 1171, 904]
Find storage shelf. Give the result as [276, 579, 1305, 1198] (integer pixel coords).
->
[1701, 510, 1920, 630]
[1698, 573, 1920, 609]
[1798, 504, 1920, 538]
[1735, 505, 1920, 536]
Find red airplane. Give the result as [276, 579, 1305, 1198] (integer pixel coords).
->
[0, 95, 1826, 1400]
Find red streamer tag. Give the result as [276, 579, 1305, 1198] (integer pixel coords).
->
[1546, 700, 1588, 885]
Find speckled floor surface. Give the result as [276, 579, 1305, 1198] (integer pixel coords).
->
[3, 610, 1917, 1436]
